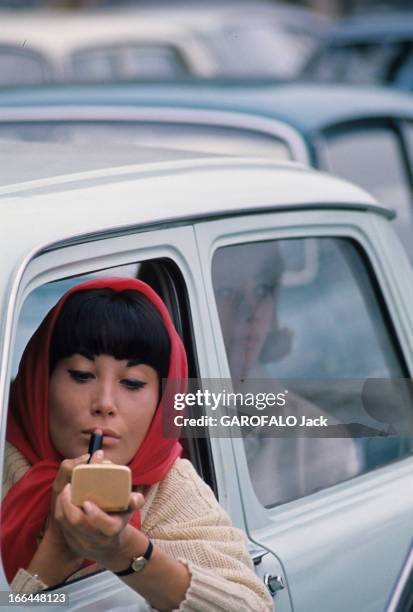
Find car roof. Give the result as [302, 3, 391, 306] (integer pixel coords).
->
[0, 141, 213, 187]
[0, 140, 384, 209]
[1, 81, 413, 134]
[0, 10, 207, 53]
[0, 10, 216, 76]
[325, 12, 413, 42]
[0, 143, 393, 290]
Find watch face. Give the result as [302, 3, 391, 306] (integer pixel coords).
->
[131, 556, 146, 572]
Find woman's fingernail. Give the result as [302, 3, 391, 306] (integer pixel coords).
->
[94, 450, 104, 460]
[83, 501, 93, 514]
[75, 454, 90, 464]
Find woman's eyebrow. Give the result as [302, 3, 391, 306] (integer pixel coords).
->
[126, 359, 142, 367]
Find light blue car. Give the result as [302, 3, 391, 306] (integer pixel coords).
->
[1, 80, 413, 261]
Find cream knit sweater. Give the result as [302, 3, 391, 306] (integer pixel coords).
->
[3, 442, 273, 611]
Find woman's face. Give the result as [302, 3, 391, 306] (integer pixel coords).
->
[216, 280, 274, 378]
[48, 354, 159, 464]
[213, 244, 279, 379]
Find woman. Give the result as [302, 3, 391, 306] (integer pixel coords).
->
[212, 241, 362, 507]
[1, 277, 272, 611]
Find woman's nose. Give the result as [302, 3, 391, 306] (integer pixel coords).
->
[90, 386, 117, 417]
[236, 297, 256, 321]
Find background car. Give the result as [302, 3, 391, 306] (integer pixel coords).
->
[0, 1, 330, 85]
[135, 0, 331, 78]
[0, 10, 217, 84]
[1, 80, 412, 261]
[1, 142, 413, 611]
[303, 11, 413, 90]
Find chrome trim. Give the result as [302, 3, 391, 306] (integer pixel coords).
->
[386, 545, 413, 612]
[264, 573, 285, 596]
[0, 105, 310, 165]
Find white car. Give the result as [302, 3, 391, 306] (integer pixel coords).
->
[1, 143, 413, 611]
[0, 10, 216, 85]
[137, 0, 331, 78]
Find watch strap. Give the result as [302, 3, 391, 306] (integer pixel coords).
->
[114, 540, 153, 577]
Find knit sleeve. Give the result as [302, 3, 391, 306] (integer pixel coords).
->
[141, 459, 273, 612]
[10, 569, 48, 594]
[2, 441, 30, 499]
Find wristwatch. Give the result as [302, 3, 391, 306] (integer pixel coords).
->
[114, 540, 154, 576]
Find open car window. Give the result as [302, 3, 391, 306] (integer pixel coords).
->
[6, 254, 215, 591]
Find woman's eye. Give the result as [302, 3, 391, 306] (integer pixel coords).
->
[122, 379, 146, 391]
[68, 369, 94, 383]
[216, 287, 236, 300]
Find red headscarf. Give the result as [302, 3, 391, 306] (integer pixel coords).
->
[1, 278, 187, 583]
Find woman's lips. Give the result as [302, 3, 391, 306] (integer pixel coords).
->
[101, 436, 120, 447]
[81, 431, 120, 447]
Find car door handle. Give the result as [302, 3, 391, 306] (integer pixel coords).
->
[264, 574, 285, 597]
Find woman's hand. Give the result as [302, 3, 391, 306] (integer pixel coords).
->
[47, 451, 101, 539]
[54, 482, 145, 569]
[24, 453, 103, 587]
[42, 451, 103, 569]
[55, 482, 191, 611]
[50, 452, 91, 523]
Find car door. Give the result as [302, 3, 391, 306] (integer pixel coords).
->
[0, 222, 283, 609]
[195, 208, 413, 612]
[0, 227, 198, 610]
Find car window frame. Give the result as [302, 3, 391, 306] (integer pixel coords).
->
[194, 207, 413, 528]
[2, 225, 222, 489]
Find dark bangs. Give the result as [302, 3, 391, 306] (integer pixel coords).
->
[49, 288, 170, 379]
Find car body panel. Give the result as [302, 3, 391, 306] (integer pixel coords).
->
[386, 542, 413, 611]
[1, 81, 413, 129]
[1, 80, 413, 166]
[0, 104, 310, 165]
[1, 147, 413, 610]
[196, 209, 413, 611]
